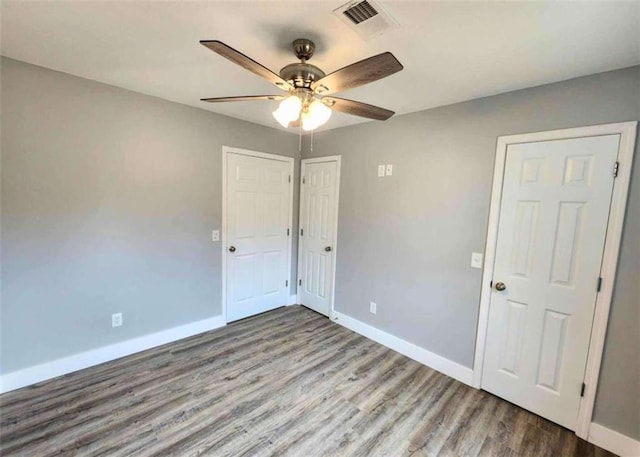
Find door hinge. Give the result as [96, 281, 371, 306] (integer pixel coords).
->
[288, 175, 291, 183]
[286, 280, 288, 287]
[299, 279, 302, 286]
[287, 228, 290, 236]
[300, 228, 304, 236]
[302, 177, 306, 184]
[490, 280, 493, 288]
[597, 277, 602, 292]
[613, 161, 619, 178]
[580, 382, 586, 397]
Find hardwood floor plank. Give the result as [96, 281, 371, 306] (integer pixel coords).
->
[0, 306, 617, 457]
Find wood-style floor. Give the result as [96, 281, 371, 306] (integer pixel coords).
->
[0, 306, 615, 457]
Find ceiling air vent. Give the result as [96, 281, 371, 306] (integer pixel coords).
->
[343, 0, 378, 25]
[334, 0, 399, 40]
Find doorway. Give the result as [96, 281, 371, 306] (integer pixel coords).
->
[297, 156, 341, 317]
[473, 122, 637, 438]
[222, 146, 294, 322]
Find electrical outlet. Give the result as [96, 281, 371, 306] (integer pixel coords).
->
[370, 301, 377, 314]
[386, 164, 393, 176]
[112, 313, 123, 327]
[377, 164, 385, 177]
[212, 230, 220, 242]
[471, 252, 483, 269]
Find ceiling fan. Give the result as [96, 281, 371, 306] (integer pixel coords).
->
[200, 38, 403, 131]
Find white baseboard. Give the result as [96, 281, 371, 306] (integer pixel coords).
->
[288, 294, 298, 305]
[332, 311, 474, 386]
[589, 423, 640, 457]
[0, 315, 226, 394]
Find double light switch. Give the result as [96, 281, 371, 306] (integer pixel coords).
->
[378, 164, 393, 177]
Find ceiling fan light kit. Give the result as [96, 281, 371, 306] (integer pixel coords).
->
[271, 88, 334, 130]
[200, 38, 403, 132]
[302, 99, 332, 131]
[272, 94, 303, 128]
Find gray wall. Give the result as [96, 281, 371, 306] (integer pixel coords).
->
[1, 56, 637, 439]
[0, 57, 299, 374]
[307, 66, 640, 439]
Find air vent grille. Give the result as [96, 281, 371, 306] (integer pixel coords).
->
[334, 0, 399, 40]
[343, 0, 378, 25]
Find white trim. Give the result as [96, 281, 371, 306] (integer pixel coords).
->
[0, 315, 226, 394]
[297, 155, 341, 320]
[288, 294, 298, 306]
[333, 310, 474, 386]
[221, 146, 295, 324]
[223, 146, 296, 164]
[576, 122, 638, 439]
[300, 155, 342, 166]
[588, 423, 640, 457]
[472, 122, 637, 439]
[472, 132, 509, 389]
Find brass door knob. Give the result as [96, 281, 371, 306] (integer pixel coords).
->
[495, 282, 506, 291]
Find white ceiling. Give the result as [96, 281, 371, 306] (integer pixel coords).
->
[2, 1, 639, 133]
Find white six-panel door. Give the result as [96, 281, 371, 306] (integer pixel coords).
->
[225, 150, 292, 322]
[298, 157, 340, 317]
[481, 135, 619, 430]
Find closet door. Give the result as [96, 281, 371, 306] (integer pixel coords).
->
[226, 151, 292, 322]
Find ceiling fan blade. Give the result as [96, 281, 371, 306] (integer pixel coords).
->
[312, 52, 403, 95]
[201, 40, 293, 91]
[325, 97, 395, 121]
[201, 95, 284, 103]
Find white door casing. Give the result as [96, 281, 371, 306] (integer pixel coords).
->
[223, 147, 293, 322]
[481, 134, 619, 430]
[473, 122, 637, 440]
[298, 156, 341, 317]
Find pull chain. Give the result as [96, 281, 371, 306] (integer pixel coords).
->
[310, 128, 314, 152]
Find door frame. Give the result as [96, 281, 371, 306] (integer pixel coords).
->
[297, 155, 342, 319]
[221, 145, 295, 324]
[471, 121, 637, 439]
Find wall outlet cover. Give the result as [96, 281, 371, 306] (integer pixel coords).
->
[212, 230, 220, 242]
[377, 164, 386, 177]
[370, 301, 377, 314]
[386, 164, 393, 176]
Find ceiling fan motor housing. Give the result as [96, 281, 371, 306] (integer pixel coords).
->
[280, 63, 325, 89]
[279, 39, 326, 89]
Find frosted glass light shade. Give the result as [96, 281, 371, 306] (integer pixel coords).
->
[272, 95, 302, 128]
[272, 108, 291, 128]
[280, 96, 302, 120]
[302, 99, 332, 131]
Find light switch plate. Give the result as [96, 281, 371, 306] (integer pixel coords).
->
[471, 252, 483, 269]
[377, 164, 386, 177]
[370, 301, 377, 314]
[386, 164, 393, 176]
[112, 313, 123, 328]
[212, 230, 220, 242]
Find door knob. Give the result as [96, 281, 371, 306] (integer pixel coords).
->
[325, 246, 332, 252]
[495, 282, 506, 291]
[228, 246, 236, 253]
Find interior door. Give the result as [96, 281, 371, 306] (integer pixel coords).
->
[298, 158, 340, 316]
[481, 135, 620, 429]
[226, 151, 291, 322]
